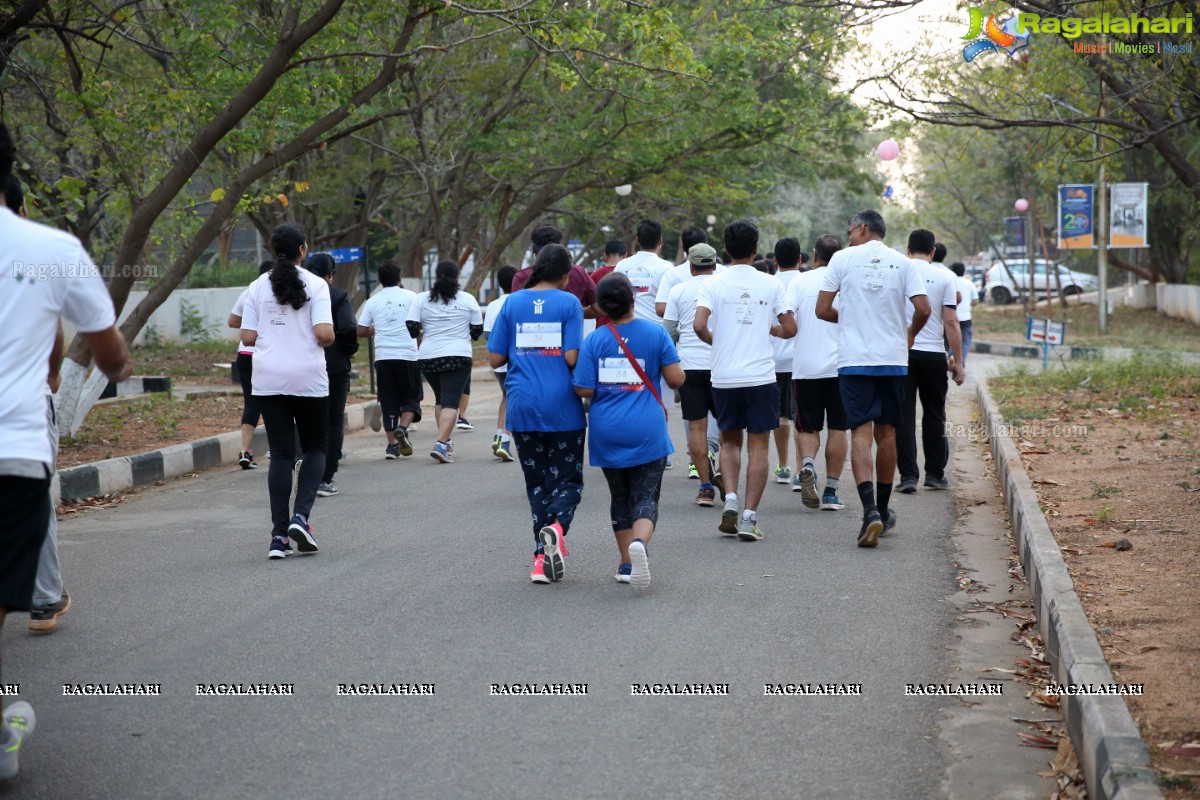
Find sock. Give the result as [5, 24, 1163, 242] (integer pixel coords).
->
[397, 425, 407, 433]
[438, 439, 449, 446]
[877, 482, 893, 518]
[725, 492, 738, 504]
[857, 481, 877, 517]
[803, 456, 815, 470]
[825, 476, 840, 493]
[495, 428, 504, 437]
[500, 433, 511, 443]
[700, 482, 713, 491]
[742, 509, 756, 521]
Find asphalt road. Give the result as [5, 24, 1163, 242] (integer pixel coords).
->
[3, 377, 979, 800]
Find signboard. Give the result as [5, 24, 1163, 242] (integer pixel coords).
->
[1026, 316, 1066, 345]
[325, 247, 365, 264]
[1109, 182, 1148, 248]
[1004, 216, 1026, 251]
[1057, 184, 1095, 249]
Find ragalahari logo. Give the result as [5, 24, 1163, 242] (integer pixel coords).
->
[961, 7, 1030, 61]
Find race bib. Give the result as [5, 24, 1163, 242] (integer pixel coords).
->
[516, 322, 563, 354]
[631, 278, 653, 294]
[598, 357, 645, 390]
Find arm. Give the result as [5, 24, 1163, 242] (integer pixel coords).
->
[564, 348, 578, 370]
[907, 295, 931, 349]
[227, 313, 242, 328]
[48, 321, 65, 393]
[356, 324, 374, 338]
[241, 329, 258, 347]
[574, 385, 595, 398]
[815, 291, 838, 323]
[662, 361, 685, 390]
[771, 311, 797, 340]
[942, 306, 965, 385]
[583, 305, 598, 320]
[693, 306, 713, 345]
[81, 326, 133, 383]
[655, 301, 667, 318]
[334, 295, 359, 356]
[314, 324, 335, 348]
[488, 351, 508, 369]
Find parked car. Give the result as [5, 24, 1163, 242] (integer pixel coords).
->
[984, 259, 1098, 305]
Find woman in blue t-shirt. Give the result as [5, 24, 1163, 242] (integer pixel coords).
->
[486, 245, 586, 585]
[574, 273, 684, 589]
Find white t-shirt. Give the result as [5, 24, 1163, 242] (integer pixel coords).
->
[786, 270, 839, 380]
[818, 240, 927, 372]
[483, 293, 510, 374]
[0, 208, 117, 466]
[231, 287, 255, 356]
[771, 269, 802, 371]
[358, 286, 419, 362]
[616, 250, 672, 322]
[956, 276, 978, 321]
[241, 268, 333, 397]
[407, 290, 483, 360]
[655, 261, 726, 310]
[662, 273, 716, 371]
[696, 265, 792, 389]
[907, 259, 958, 354]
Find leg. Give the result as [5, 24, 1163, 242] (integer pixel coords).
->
[961, 321, 972, 366]
[917, 358, 950, 481]
[513, 432, 555, 545]
[323, 372, 350, 484]
[687, 419, 711, 482]
[603, 467, 636, 563]
[896, 365, 919, 483]
[627, 457, 666, 546]
[292, 395, 329, 524]
[377, 361, 401, 446]
[33, 396, 64, 610]
[719, 428, 744, 499]
[542, 429, 586, 535]
[850, 424, 876, 485]
[259, 395, 298, 536]
[237, 353, 259, 455]
[743, 431, 771, 513]
[797, 431, 821, 463]
[773, 425, 790, 472]
[825, 429, 849, 486]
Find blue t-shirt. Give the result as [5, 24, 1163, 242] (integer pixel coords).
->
[487, 288, 585, 433]
[574, 319, 679, 469]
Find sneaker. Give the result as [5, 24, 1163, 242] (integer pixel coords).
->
[495, 441, 513, 462]
[719, 496, 740, 535]
[792, 473, 804, 492]
[858, 511, 883, 548]
[880, 509, 898, 537]
[708, 451, 724, 500]
[268, 536, 293, 559]
[615, 563, 632, 584]
[385, 443, 401, 460]
[924, 475, 950, 490]
[287, 515, 318, 554]
[798, 464, 819, 509]
[0, 701, 36, 780]
[897, 477, 918, 494]
[238, 450, 258, 470]
[395, 427, 413, 457]
[688, 461, 699, 480]
[491, 434, 502, 455]
[629, 539, 650, 588]
[316, 481, 339, 497]
[456, 417, 474, 431]
[539, 523, 566, 582]
[431, 441, 455, 463]
[530, 553, 551, 584]
[819, 491, 845, 511]
[665, 456, 674, 470]
[27, 591, 71, 634]
[408, 420, 419, 431]
[737, 516, 764, 541]
[368, 403, 382, 432]
[696, 486, 716, 507]
[774, 465, 792, 484]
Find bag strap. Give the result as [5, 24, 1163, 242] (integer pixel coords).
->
[606, 323, 668, 419]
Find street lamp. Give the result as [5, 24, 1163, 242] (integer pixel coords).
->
[706, 214, 717, 225]
[614, 184, 632, 197]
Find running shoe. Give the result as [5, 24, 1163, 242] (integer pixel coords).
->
[629, 539, 650, 588]
[897, 477, 918, 494]
[615, 563, 632, 584]
[719, 496, 740, 535]
[798, 464, 819, 509]
[238, 450, 258, 470]
[268, 536, 293, 559]
[696, 486, 716, 507]
[688, 462, 699, 480]
[287, 514, 318, 554]
[819, 491, 845, 511]
[316, 481, 339, 497]
[881, 508, 898, 537]
[539, 523, 566, 582]
[385, 443, 401, 460]
[530, 553, 551, 584]
[491, 434, 502, 455]
[858, 510, 883, 548]
[395, 427, 413, 457]
[0, 701, 35, 780]
[431, 442, 454, 463]
[665, 455, 674, 470]
[774, 465, 792, 484]
[368, 403, 382, 432]
[737, 516, 764, 541]
[495, 441, 513, 462]
[924, 475, 950, 490]
[27, 591, 71, 634]
[456, 417, 474, 431]
[791, 473, 803, 493]
[708, 451, 724, 500]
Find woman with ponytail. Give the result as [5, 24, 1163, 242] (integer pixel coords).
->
[240, 223, 335, 560]
[405, 260, 483, 463]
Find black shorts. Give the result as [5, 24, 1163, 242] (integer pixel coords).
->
[793, 377, 848, 433]
[494, 369, 508, 397]
[838, 374, 906, 429]
[237, 353, 261, 427]
[377, 359, 424, 429]
[0, 474, 52, 612]
[420, 356, 473, 411]
[776, 371, 794, 419]
[678, 370, 717, 422]
[712, 382, 780, 434]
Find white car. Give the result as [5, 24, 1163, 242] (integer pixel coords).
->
[984, 259, 1098, 304]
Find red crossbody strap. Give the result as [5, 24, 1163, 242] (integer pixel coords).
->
[606, 323, 667, 418]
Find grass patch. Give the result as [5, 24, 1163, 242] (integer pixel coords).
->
[973, 303, 1200, 352]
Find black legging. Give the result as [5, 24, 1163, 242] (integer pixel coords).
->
[259, 394, 328, 536]
[602, 457, 667, 532]
[323, 372, 350, 484]
[237, 353, 261, 428]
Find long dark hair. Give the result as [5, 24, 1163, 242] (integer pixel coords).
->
[528, 244, 572, 288]
[269, 223, 308, 310]
[430, 260, 460, 304]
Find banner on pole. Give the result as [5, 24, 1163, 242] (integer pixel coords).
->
[1004, 216, 1026, 252]
[324, 247, 365, 264]
[1057, 184, 1095, 249]
[1109, 182, 1148, 248]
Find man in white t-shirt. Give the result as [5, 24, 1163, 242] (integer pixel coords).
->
[482, 265, 517, 461]
[815, 210, 930, 549]
[617, 219, 673, 323]
[786, 234, 849, 512]
[897, 230, 965, 495]
[654, 225, 710, 318]
[769, 237, 803, 486]
[357, 260, 422, 459]
[695, 219, 796, 541]
[950, 262, 977, 365]
[0, 122, 133, 779]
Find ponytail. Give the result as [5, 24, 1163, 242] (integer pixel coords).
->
[269, 223, 308, 310]
[430, 260, 460, 304]
[527, 243, 572, 288]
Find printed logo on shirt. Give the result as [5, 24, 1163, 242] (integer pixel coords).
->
[533, 299, 545, 315]
[597, 357, 646, 392]
[631, 280, 652, 294]
[515, 322, 563, 355]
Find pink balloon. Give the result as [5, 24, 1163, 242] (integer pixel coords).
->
[1015, 198, 1029, 212]
[877, 139, 900, 161]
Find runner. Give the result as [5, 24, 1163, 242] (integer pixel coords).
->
[240, 223, 333, 559]
[305, 253, 359, 497]
[482, 265, 517, 461]
[815, 210, 930, 547]
[590, 238, 628, 330]
[785, 234, 848, 511]
[662, 243, 723, 507]
[1, 122, 133, 778]
[950, 262, 977, 365]
[694, 219, 796, 541]
[486, 245, 586, 584]
[510, 224, 598, 313]
[228, 259, 275, 469]
[406, 261, 483, 464]
[357, 261, 422, 459]
[770, 237, 803, 485]
[575, 273, 684, 588]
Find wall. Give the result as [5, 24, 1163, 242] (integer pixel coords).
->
[1157, 283, 1200, 325]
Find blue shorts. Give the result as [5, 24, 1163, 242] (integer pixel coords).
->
[838, 374, 905, 429]
[712, 383, 780, 434]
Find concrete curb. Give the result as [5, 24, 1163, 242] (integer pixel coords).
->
[973, 340, 1200, 364]
[975, 379, 1163, 800]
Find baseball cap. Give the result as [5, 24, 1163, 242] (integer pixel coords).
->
[688, 243, 718, 267]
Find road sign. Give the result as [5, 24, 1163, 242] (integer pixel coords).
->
[325, 247, 365, 264]
[1026, 316, 1066, 369]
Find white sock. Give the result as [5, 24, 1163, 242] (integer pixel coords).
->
[742, 509, 756, 521]
[495, 428, 504, 437]
[725, 492, 738, 504]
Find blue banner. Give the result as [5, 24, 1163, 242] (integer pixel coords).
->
[325, 247, 365, 264]
[1057, 185, 1094, 249]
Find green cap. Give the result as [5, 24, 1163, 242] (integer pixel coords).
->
[688, 243, 718, 267]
